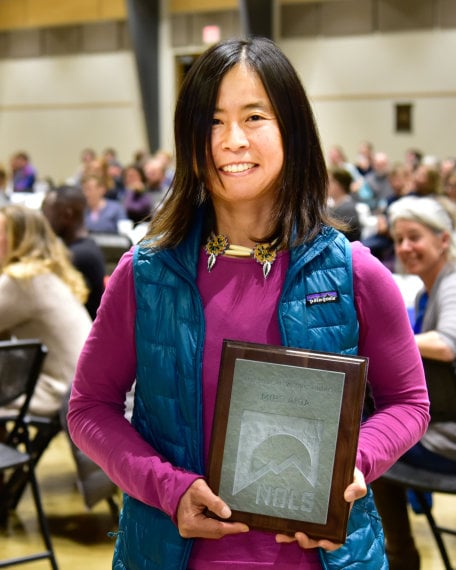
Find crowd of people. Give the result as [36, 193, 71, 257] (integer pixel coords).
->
[70, 146, 173, 232]
[0, 35, 455, 570]
[326, 144, 456, 264]
[326, 144, 456, 569]
[2, 136, 456, 253]
[0, 146, 174, 233]
[2, 139, 456, 268]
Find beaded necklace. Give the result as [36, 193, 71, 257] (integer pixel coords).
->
[204, 233, 278, 279]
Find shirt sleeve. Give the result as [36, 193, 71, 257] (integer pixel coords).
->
[0, 274, 34, 334]
[352, 242, 430, 483]
[430, 272, 456, 354]
[67, 248, 201, 522]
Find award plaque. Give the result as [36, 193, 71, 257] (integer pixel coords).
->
[207, 340, 368, 543]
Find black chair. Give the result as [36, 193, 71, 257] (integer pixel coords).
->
[1, 412, 62, 512]
[89, 232, 132, 275]
[0, 339, 59, 569]
[382, 461, 456, 570]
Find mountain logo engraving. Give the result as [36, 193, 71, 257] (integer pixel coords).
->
[232, 410, 323, 495]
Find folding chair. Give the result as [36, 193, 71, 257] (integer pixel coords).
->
[89, 232, 132, 275]
[0, 339, 59, 569]
[2, 412, 62, 512]
[382, 460, 456, 570]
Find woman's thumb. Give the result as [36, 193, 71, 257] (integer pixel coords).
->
[207, 494, 232, 519]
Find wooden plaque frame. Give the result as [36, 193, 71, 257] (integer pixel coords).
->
[207, 340, 368, 543]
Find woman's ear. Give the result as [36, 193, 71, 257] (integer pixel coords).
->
[441, 230, 451, 253]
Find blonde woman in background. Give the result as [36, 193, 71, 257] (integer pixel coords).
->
[0, 204, 92, 417]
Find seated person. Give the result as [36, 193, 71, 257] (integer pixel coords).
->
[327, 168, 361, 242]
[0, 204, 92, 417]
[408, 164, 441, 197]
[122, 164, 153, 226]
[82, 174, 127, 234]
[143, 155, 171, 211]
[0, 165, 9, 205]
[42, 185, 106, 320]
[10, 151, 37, 193]
[358, 152, 394, 212]
[372, 196, 456, 570]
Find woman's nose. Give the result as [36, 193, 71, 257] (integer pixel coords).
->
[396, 239, 412, 253]
[222, 123, 249, 150]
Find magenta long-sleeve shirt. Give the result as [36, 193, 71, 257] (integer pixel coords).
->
[68, 242, 429, 569]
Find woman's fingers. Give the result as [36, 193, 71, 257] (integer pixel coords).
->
[275, 468, 367, 551]
[344, 467, 367, 503]
[178, 469, 367, 543]
[275, 532, 342, 551]
[177, 479, 249, 539]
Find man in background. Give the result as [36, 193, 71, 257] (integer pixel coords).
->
[42, 185, 106, 320]
[10, 151, 37, 192]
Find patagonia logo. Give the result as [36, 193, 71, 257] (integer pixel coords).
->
[306, 291, 339, 305]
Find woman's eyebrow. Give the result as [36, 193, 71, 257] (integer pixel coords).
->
[214, 100, 270, 113]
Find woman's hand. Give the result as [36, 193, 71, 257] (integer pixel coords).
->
[275, 468, 367, 550]
[177, 478, 249, 539]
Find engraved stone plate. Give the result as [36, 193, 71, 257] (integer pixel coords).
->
[207, 340, 369, 543]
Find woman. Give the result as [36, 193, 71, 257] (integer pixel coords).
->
[409, 164, 441, 197]
[122, 164, 153, 226]
[82, 174, 127, 233]
[327, 168, 361, 242]
[372, 195, 456, 570]
[444, 167, 456, 203]
[68, 38, 429, 569]
[0, 204, 92, 417]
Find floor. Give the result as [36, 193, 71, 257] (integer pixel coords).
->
[1, 432, 455, 569]
[0, 432, 117, 569]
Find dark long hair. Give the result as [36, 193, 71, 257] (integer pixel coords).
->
[145, 36, 329, 248]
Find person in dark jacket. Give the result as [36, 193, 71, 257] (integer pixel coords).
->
[67, 37, 429, 570]
[42, 185, 106, 320]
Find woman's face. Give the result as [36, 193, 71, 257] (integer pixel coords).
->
[208, 63, 284, 210]
[83, 178, 105, 208]
[445, 175, 456, 201]
[328, 176, 342, 200]
[0, 213, 8, 265]
[393, 218, 448, 281]
[124, 167, 143, 190]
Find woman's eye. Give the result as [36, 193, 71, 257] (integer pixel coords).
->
[212, 117, 222, 125]
[248, 114, 262, 122]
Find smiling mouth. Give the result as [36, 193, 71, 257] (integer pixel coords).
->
[402, 258, 420, 268]
[220, 162, 256, 173]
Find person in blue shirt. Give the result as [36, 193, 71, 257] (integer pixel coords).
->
[10, 151, 37, 193]
[82, 174, 127, 234]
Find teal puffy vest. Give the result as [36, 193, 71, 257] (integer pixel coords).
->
[113, 214, 385, 569]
